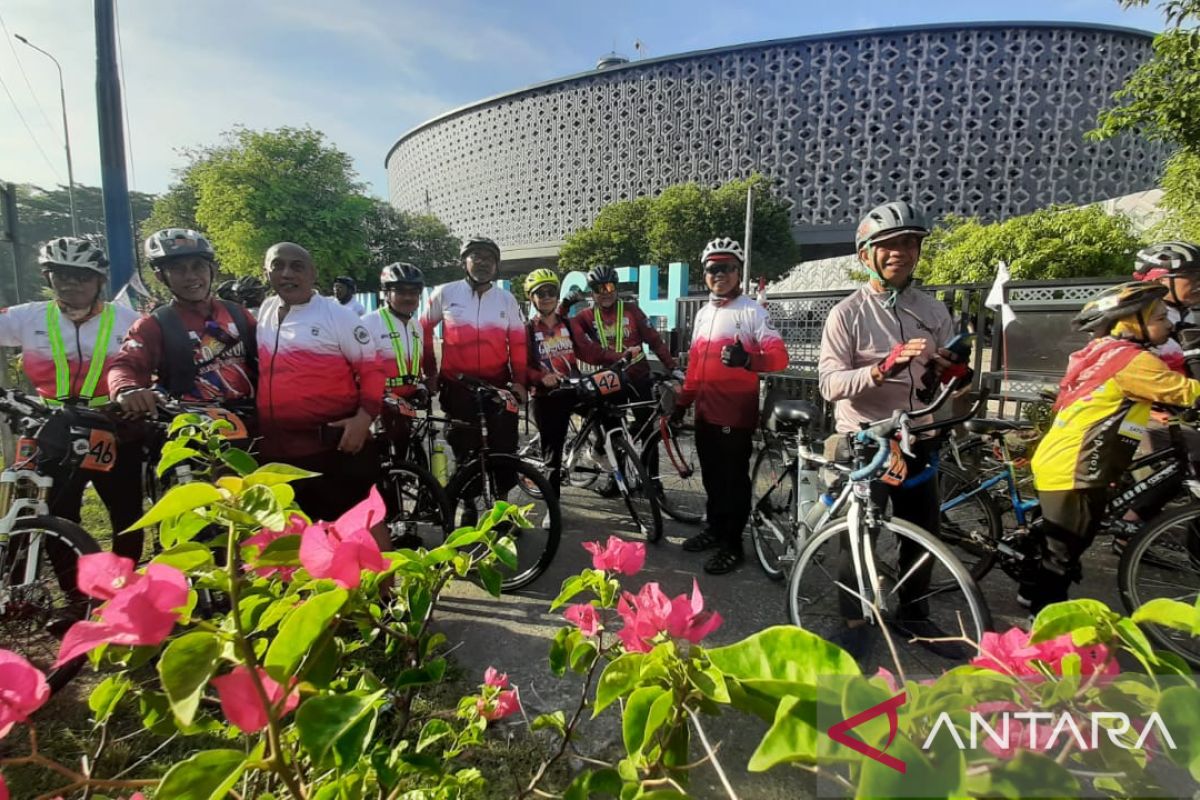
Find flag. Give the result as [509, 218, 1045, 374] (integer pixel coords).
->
[756, 276, 767, 307]
[985, 261, 1016, 330]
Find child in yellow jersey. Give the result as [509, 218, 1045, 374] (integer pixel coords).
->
[1027, 282, 1200, 613]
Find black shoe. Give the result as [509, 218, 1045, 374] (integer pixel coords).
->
[829, 624, 873, 662]
[703, 549, 744, 575]
[682, 530, 721, 552]
[893, 618, 973, 661]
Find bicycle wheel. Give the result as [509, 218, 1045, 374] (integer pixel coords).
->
[787, 516, 991, 673]
[937, 462, 1001, 582]
[0, 516, 101, 693]
[750, 443, 797, 580]
[642, 423, 705, 524]
[379, 462, 452, 547]
[562, 415, 602, 490]
[612, 433, 663, 543]
[1119, 503, 1200, 667]
[516, 430, 545, 500]
[446, 454, 561, 591]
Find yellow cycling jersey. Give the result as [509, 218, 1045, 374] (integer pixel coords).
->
[1032, 350, 1200, 491]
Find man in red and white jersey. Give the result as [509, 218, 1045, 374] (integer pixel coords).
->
[676, 238, 789, 574]
[1, 237, 141, 557]
[257, 242, 385, 523]
[421, 236, 527, 485]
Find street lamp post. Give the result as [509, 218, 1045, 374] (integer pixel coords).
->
[15, 34, 78, 236]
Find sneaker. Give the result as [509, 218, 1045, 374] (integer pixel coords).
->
[703, 549, 744, 575]
[893, 618, 973, 661]
[829, 624, 873, 662]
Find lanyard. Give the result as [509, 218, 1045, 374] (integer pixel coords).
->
[45, 303, 115, 407]
[379, 308, 420, 384]
[595, 301, 624, 352]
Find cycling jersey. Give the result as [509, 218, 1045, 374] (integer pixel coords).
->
[1032, 341, 1200, 491]
[362, 307, 424, 399]
[108, 299, 256, 402]
[340, 298, 367, 317]
[527, 316, 578, 394]
[257, 292, 385, 459]
[421, 279, 527, 387]
[677, 292, 789, 429]
[0, 300, 138, 406]
[572, 302, 676, 378]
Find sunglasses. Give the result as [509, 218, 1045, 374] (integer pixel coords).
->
[533, 286, 560, 299]
[704, 263, 737, 275]
[46, 267, 98, 284]
[590, 282, 617, 293]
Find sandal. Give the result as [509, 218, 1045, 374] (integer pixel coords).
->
[682, 529, 721, 552]
[704, 550, 745, 575]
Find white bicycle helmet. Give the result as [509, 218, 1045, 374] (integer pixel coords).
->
[38, 236, 109, 275]
[144, 228, 216, 266]
[700, 237, 746, 266]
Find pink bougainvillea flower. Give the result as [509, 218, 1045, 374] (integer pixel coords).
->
[76, 552, 139, 600]
[483, 667, 510, 689]
[1029, 635, 1119, 676]
[242, 514, 306, 581]
[211, 665, 300, 733]
[665, 579, 723, 644]
[972, 628, 1043, 675]
[873, 667, 899, 694]
[55, 563, 188, 667]
[0, 649, 50, 738]
[582, 536, 646, 576]
[0, 771, 8, 800]
[299, 487, 389, 589]
[615, 582, 674, 653]
[973, 627, 1119, 677]
[983, 717, 1027, 760]
[564, 603, 601, 637]
[476, 667, 521, 721]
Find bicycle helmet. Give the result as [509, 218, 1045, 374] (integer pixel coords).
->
[1073, 282, 1169, 335]
[380, 262, 424, 289]
[333, 275, 357, 292]
[38, 236, 108, 275]
[523, 268, 559, 296]
[700, 237, 746, 266]
[144, 228, 216, 266]
[234, 275, 267, 306]
[215, 279, 238, 301]
[1133, 241, 1200, 281]
[460, 236, 501, 260]
[854, 201, 930, 250]
[587, 265, 619, 288]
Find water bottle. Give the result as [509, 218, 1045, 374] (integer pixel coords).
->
[431, 437, 450, 485]
[806, 491, 835, 531]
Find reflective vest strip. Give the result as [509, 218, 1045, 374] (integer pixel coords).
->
[45, 303, 115, 407]
[595, 301, 623, 352]
[379, 308, 420, 382]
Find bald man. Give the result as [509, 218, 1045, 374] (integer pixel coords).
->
[257, 243, 386, 522]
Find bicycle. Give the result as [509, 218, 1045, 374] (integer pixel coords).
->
[374, 392, 453, 548]
[0, 389, 107, 691]
[785, 378, 993, 671]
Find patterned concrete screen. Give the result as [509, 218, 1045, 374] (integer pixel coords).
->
[386, 23, 1166, 257]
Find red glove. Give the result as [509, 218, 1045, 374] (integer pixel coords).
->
[878, 342, 910, 378]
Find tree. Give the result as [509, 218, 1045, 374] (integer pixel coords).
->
[362, 200, 461, 287]
[917, 205, 1142, 284]
[559, 175, 797, 283]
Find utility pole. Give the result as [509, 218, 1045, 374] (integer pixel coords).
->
[1, 183, 20, 305]
[94, 0, 134, 293]
[15, 34, 78, 236]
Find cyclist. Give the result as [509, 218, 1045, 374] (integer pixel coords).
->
[257, 243, 385, 523]
[675, 238, 789, 574]
[817, 201, 962, 658]
[421, 236, 527, 508]
[109, 229, 257, 414]
[0, 237, 141, 558]
[333, 275, 366, 316]
[234, 275, 269, 310]
[524, 268, 580, 500]
[363, 262, 429, 458]
[1028, 282, 1200, 613]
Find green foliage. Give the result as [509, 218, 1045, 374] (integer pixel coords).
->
[559, 175, 797, 284]
[363, 199, 461, 287]
[1153, 150, 1200, 242]
[917, 205, 1142, 284]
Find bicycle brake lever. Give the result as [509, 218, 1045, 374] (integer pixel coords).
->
[898, 417, 917, 458]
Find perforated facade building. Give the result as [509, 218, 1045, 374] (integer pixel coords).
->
[385, 22, 1166, 266]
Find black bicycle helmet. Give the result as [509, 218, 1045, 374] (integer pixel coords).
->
[215, 280, 238, 301]
[587, 265, 619, 287]
[333, 275, 357, 292]
[460, 236, 501, 260]
[1073, 282, 1169, 334]
[234, 275, 267, 306]
[380, 262, 424, 289]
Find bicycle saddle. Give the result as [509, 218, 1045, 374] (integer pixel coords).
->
[771, 400, 818, 427]
[963, 418, 1035, 434]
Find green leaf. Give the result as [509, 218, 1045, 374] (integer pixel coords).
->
[444, 526, 486, 550]
[220, 447, 258, 476]
[251, 534, 301, 566]
[531, 710, 567, 737]
[159, 511, 211, 549]
[88, 674, 131, 725]
[129, 482, 223, 530]
[240, 484, 287, 531]
[1133, 597, 1200, 635]
[392, 658, 447, 689]
[265, 589, 347, 679]
[623, 685, 669, 756]
[156, 749, 246, 800]
[976, 751, 1080, 798]
[245, 462, 320, 486]
[491, 536, 519, 570]
[157, 445, 204, 477]
[476, 562, 502, 597]
[856, 735, 964, 800]
[747, 695, 818, 770]
[594, 652, 645, 716]
[139, 691, 176, 736]
[1029, 598, 1120, 643]
[256, 595, 301, 632]
[563, 768, 622, 800]
[158, 632, 221, 727]
[1158, 685, 1200, 775]
[570, 639, 599, 673]
[295, 690, 385, 768]
[550, 574, 587, 611]
[549, 627, 572, 677]
[153, 542, 215, 573]
[417, 718, 454, 752]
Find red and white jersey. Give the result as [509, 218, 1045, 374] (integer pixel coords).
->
[421, 280, 527, 387]
[0, 300, 139, 404]
[679, 292, 790, 429]
[257, 293, 385, 457]
[362, 307, 424, 398]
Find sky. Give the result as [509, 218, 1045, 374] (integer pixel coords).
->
[0, 0, 1166, 200]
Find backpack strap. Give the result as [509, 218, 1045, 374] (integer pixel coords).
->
[217, 299, 258, 385]
[151, 300, 258, 397]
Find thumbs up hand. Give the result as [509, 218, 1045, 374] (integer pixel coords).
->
[720, 336, 751, 369]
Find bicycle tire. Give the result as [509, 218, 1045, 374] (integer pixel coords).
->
[517, 431, 546, 500]
[642, 423, 705, 524]
[612, 433, 663, 543]
[937, 462, 1002, 583]
[750, 443, 797, 580]
[378, 461, 453, 546]
[787, 515, 992, 670]
[1118, 502, 1200, 667]
[562, 415, 602, 491]
[1, 516, 102, 693]
[446, 454, 561, 591]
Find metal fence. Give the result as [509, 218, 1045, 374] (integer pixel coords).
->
[674, 276, 1126, 432]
